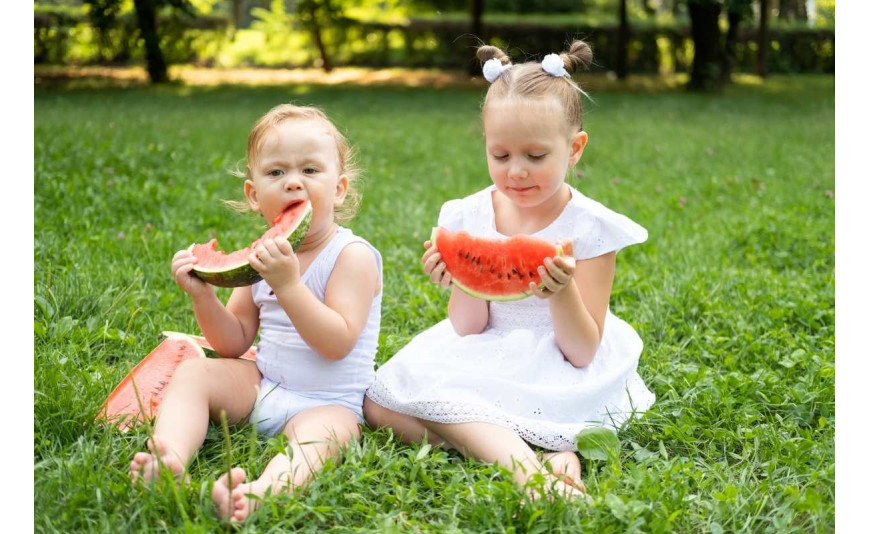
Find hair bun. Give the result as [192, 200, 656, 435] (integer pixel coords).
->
[560, 40, 593, 74]
[477, 45, 511, 65]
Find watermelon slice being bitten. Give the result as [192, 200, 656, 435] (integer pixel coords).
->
[431, 227, 573, 301]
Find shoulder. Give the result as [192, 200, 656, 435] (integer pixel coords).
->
[332, 229, 382, 275]
[330, 236, 382, 296]
[565, 186, 648, 260]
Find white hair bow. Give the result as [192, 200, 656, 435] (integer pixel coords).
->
[541, 53, 569, 78]
[483, 58, 509, 83]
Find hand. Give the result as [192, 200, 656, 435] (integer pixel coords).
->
[421, 240, 452, 290]
[248, 237, 301, 292]
[529, 255, 576, 299]
[171, 249, 213, 298]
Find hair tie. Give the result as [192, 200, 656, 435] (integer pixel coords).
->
[483, 58, 510, 83]
[541, 53, 569, 78]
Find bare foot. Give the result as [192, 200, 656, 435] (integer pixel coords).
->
[212, 468, 270, 523]
[130, 437, 185, 484]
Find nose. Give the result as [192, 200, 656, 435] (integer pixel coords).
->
[507, 162, 527, 181]
[283, 172, 303, 191]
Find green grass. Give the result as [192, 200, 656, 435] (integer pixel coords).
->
[35, 75, 834, 532]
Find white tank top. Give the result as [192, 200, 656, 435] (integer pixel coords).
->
[251, 227, 381, 401]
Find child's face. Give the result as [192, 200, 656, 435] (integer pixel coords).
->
[245, 119, 347, 237]
[483, 98, 587, 209]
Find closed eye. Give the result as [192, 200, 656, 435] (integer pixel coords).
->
[492, 154, 509, 161]
[528, 153, 547, 161]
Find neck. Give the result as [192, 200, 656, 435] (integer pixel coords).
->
[297, 222, 338, 254]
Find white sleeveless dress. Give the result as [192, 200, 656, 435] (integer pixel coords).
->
[249, 227, 382, 437]
[366, 185, 655, 451]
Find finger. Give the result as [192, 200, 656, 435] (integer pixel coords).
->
[544, 258, 571, 285]
[263, 238, 281, 257]
[429, 261, 446, 284]
[275, 236, 293, 255]
[248, 251, 265, 272]
[538, 266, 562, 293]
[422, 252, 442, 275]
[421, 244, 439, 264]
[529, 281, 551, 299]
[423, 240, 432, 250]
[441, 271, 452, 289]
[552, 256, 576, 276]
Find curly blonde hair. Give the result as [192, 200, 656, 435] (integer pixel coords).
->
[477, 41, 594, 133]
[227, 104, 362, 225]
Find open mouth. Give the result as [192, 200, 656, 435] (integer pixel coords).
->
[282, 199, 306, 213]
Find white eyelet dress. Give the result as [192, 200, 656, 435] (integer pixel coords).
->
[249, 227, 382, 437]
[366, 185, 655, 451]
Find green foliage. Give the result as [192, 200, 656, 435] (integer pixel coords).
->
[35, 76, 833, 531]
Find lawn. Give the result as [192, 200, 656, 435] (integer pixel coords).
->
[34, 75, 834, 532]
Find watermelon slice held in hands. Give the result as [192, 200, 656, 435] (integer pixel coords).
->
[100, 332, 205, 431]
[431, 227, 574, 301]
[189, 200, 312, 288]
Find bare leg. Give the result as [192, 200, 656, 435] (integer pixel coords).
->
[212, 404, 361, 522]
[130, 358, 261, 483]
[422, 420, 586, 500]
[363, 397, 452, 449]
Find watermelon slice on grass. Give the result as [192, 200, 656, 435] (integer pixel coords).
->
[189, 200, 312, 288]
[99, 332, 257, 431]
[100, 332, 205, 431]
[431, 227, 573, 301]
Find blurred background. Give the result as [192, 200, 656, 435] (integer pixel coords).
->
[34, 0, 834, 89]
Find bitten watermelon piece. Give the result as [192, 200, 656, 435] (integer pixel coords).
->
[189, 200, 312, 288]
[432, 227, 573, 301]
[100, 332, 205, 430]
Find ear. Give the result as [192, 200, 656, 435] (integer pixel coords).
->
[334, 174, 349, 206]
[568, 131, 588, 167]
[244, 179, 261, 213]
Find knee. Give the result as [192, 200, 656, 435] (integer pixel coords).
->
[171, 357, 210, 385]
[362, 396, 389, 429]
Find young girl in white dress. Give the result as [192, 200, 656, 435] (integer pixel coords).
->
[364, 41, 654, 498]
[129, 104, 382, 522]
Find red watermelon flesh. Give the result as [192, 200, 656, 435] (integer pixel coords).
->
[432, 227, 573, 301]
[100, 332, 205, 430]
[190, 200, 312, 288]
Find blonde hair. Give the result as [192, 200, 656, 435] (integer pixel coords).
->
[227, 104, 362, 225]
[477, 41, 593, 133]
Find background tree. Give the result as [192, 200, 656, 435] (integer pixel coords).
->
[296, 0, 345, 73]
[132, 0, 194, 83]
[84, 0, 123, 62]
[757, 0, 770, 77]
[723, 0, 753, 82]
[616, 0, 629, 80]
[686, 0, 723, 91]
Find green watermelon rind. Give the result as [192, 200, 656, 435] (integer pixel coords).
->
[190, 203, 312, 288]
[431, 227, 570, 302]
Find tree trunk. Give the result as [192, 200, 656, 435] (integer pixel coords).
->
[616, 0, 630, 80]
[133, 0, 169, 84]
[469, 0, 484, 75]
[687, 1, 723, 91]
[758, 0, 770, 77]
[310, 21, 333, 72]
[230, 0, 243, 40]
[722, 8, 742, 83]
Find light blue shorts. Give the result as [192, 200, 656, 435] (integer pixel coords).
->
[249, 377, 365, 437]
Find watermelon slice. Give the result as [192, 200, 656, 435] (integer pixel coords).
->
[100, 332, 205, 431]
[431, 227, 573, 301]
[190, 200, 312, 287]
[162, 330, 257, 361]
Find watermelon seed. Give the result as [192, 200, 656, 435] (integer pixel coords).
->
[529, 271, 535, 278]
[490, 266, 495, 274]
[497, 273, 503, 279]
[507, 273, 512, 280]
[465, 252, 470, 260]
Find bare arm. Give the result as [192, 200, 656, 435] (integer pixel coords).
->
[269, 242, 380, 361]
[531, 252, 615, 367]
[195, 286, 260, 358]
[422, 240, 489, 336]
[171, 248, 259, 358]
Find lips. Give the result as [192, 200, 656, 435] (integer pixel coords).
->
[282, 199, 306, 213]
